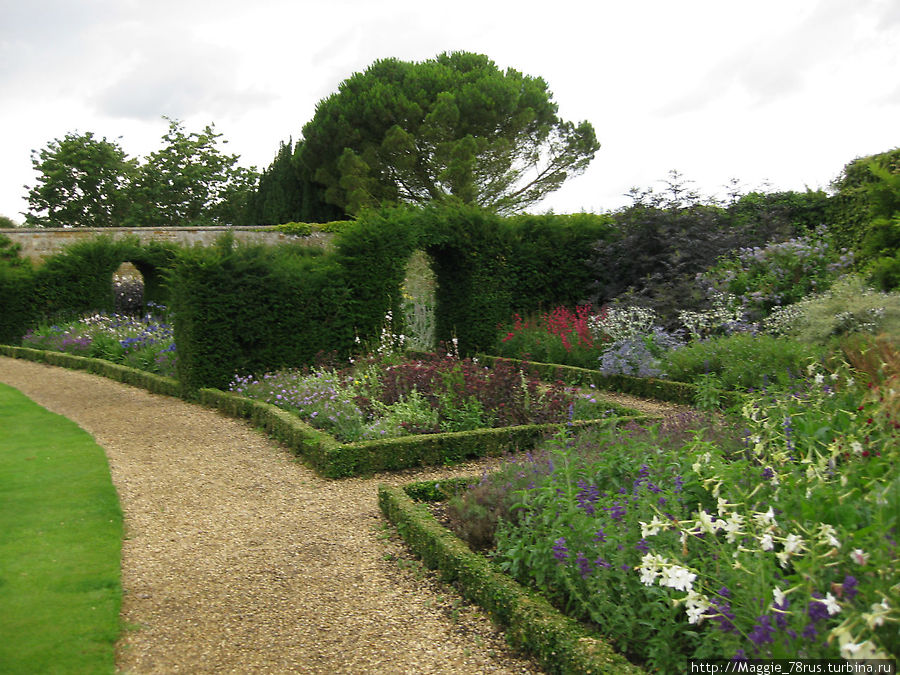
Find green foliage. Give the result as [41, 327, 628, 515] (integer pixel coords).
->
[170, 236, 354, 391]
[268, 221, 313, 236]
[659, 333, 825, 390]
[126, 118, 258, 227]
[25, 131, 136, 228]
[763, 275, 900, 344]
[0, 214, 19, 228]
[0, 235, 177, 345]
[0, 233, 27, 267]
[24, 119, 259, 229]
[698, 228, 854, 319]
[586, 175, 820, 322]
[298, 51, 599, 214]
[248, 138, 347, 225]
[0, 259, 38, 344]
[826, 147, 900, 252]
[0, 382, 122, 674]
[503, 213, 615, 313]
[857, 163, 900, 290]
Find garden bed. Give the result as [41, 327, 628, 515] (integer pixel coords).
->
[378, 478, 643, 675]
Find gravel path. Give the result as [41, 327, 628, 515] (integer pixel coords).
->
[0, 357, 687, 674]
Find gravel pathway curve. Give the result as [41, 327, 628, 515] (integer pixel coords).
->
[1, 358, 545, 674]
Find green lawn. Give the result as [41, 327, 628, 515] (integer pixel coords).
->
[0, 382, 122, 674]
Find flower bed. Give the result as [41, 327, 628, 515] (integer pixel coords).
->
[226, 351, 635, 443]
[20, 305, 176, 377]
[434, 355, 899, 669]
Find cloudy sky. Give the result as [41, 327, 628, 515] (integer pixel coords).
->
[1, 0, 898, 223]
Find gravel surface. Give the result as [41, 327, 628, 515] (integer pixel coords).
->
[0, 357, 687, 674]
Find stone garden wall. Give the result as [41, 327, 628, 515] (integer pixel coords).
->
[5, 226, 332, 262]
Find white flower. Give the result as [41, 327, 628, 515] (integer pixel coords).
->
[753, 506, 777, 529]
[863, 599, 891, 628]
[723, 513, 744, 543]
[816, 524, 841, 549]
[638, 553, 666, 586]
[772, 587, 786, 607]
[759, 533, 775, 551]
[659, 564, 696, 592]
[640, 515, 666, 538]
[784, 533, 804, 555]
[684, 591, 711, 624]
[716, 497, 732, 516]
[818, 592, 841, 616]
[850, 440, 864, 455]
[696, 510, 723, 535]
[851, 548, 869, 565]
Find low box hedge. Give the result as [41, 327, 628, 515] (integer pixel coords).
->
[477, 354, 746, 409]
[0, 345, 181, 397]
[378, 481, 644, 675]
[195, 384, 653, 478]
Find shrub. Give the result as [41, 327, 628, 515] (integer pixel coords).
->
[21, 309, 177, 377]
[659, 333, 825, 391]
[698, 227, 855, 319]
[228, 352, 586, 443]
[763, 275, 900, 344]
[474, 358, 898, 665]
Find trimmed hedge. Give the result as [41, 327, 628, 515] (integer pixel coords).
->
[477, 354, 747, 409]
[194, 384, 651, 478]
[0, 235, 178, 345]
[1, 346, 654, 478]
[378, 482, 644, 674]
[170, 236, 355, 391]
[0, 345, 181, 397]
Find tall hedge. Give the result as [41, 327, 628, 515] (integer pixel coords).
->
[503, 212, 615, 313]
[170, 236, 355, 391]
[0, 235, 178, 344]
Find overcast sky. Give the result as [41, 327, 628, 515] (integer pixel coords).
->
[1, 0, 898, 223]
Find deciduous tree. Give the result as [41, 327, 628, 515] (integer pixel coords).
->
[25, 132, 136, 227]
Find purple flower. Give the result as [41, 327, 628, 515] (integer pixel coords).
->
[604, 502, 627, 522]
[841, 575, 859, 600]
[807, 593, 829, 623]
[748, 615, 775, 649]
[576, 480, 600, 515]
[773, 597, 790, 630]
[707, 597, 739, 634]
[594, 556, 612, 569]
[635, 538, 650, 553]
[552, 537, 569, 562]
[575, 551, 592, 579]
[594, 529, 607, 543]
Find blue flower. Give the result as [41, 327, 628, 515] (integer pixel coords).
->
[748, 615, 775, 649]
[552, 537, 569, 562]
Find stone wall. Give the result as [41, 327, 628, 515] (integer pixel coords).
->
[4, 226, 333, 262]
